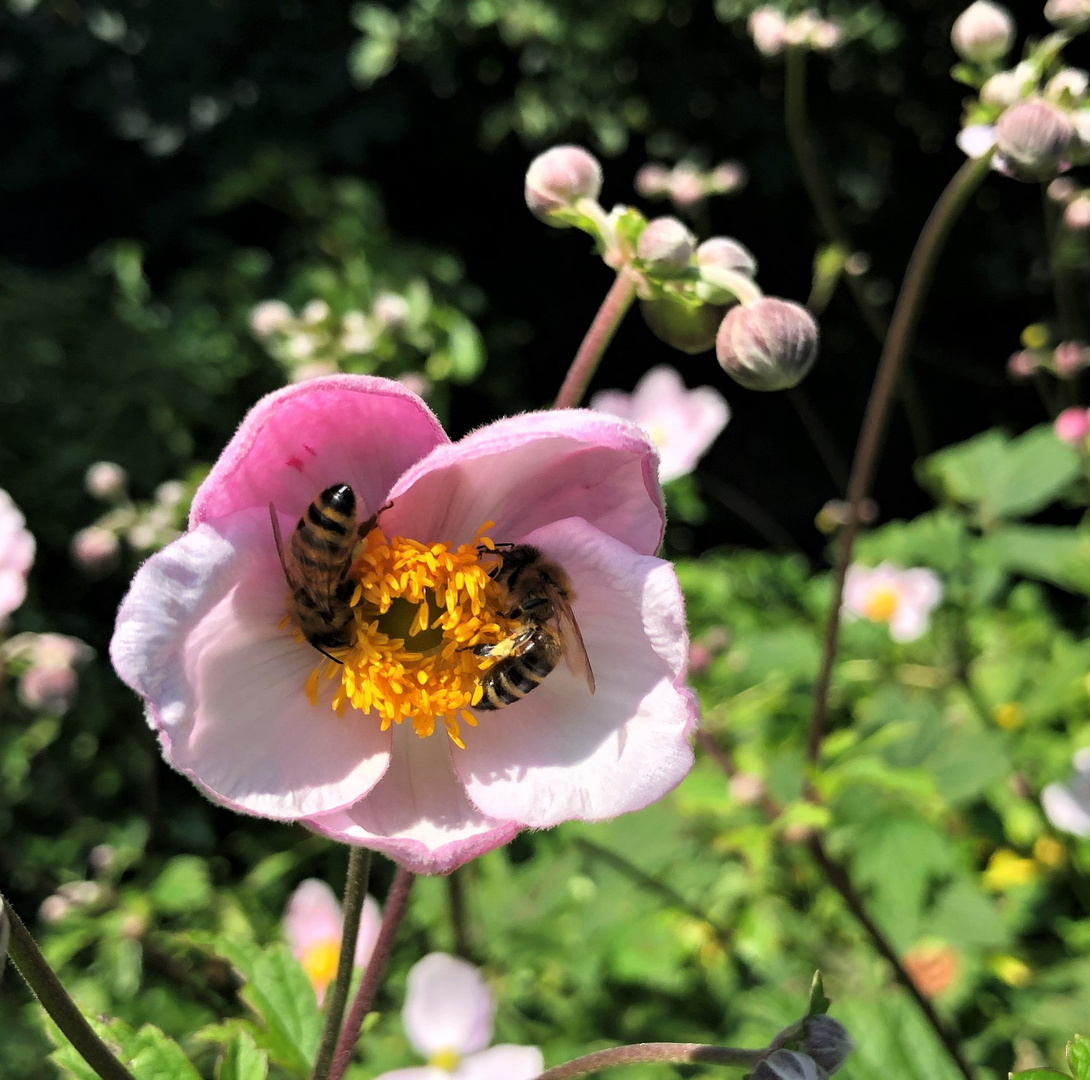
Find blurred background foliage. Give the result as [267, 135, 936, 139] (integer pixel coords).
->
[2, 0, 1090, 1078]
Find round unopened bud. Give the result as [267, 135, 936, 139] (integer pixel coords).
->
[710, 161, 747, 194]
[70, 526, 120, 575]
[951, 2, 1015, 64]
[635, 163, 671, 198]
[637, 217, 696, 272]
[1054, 340, 1088, 376]
[19, 664, 79, 714]
[1054, 406, 1090, 446]
[373, 291, 411, 330]
[301, 299, 330, 325]
[716, 298, 819, 390]
[1006, 349, 1038, 378]
[801, 1016, 854, 1075]
[667, 163, 705, 209]
[249, 299, 293, 338]
[980, 69, 1025, 108]
[696, 237, 758, 279]
[749, 6, 788, 56]
[524, 145, 603, 224]
[1048, 177, 1077, 203]
[1045, 0, 1090, 31]
[752, 1050, 827, 1080]
[85, 461, 127, 502]
[1064, 193, 1090, 229]
[640, 297, 726, 354]
[995, 99, 1075, 181]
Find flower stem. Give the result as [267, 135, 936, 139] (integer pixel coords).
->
[1, 892, 137, 1080]
[446, 866, 473, 959]
[532, 1041, 764, 1079]
[804, 153, 993, 766]
[327, 864, 416, 1080]
[553, 269, 638, 410]
[311, 847, 372, 1080]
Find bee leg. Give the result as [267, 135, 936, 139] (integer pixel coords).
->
[314, 645, 345, 665]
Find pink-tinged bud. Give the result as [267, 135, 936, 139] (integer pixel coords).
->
[372, 291, 411, 330]
[980, 70, 1024, 108]
[1045, 0, 1090, 31]
[801, 1016, 854, 1075]
[951, 2, 1015, 64]
[716, 298, 819, 391]
[995, 99, 1075, 181]
[637, 216, 696, 273]
[249, 299, 293, 338]
[696, 237, 758, 278]
[70, 526, 120, 575]
[39, 895, 71, 924]
[85, 461, 127, 501]
[1054, 340, 1088, 377]
[301, 299, 330, 325]
[729, 772, 766, 806]
[640, 297, 727, 354]
[1046, 67, 1089, 102]
[667, 163, 705, 209]
[1048, 177, 1078, 203]
[19, 664, 80, 714]
[524, 145, 603, 224]
[1054, 406, 1090, 445]
[748, 6, 788, 56]
[1006, 349, 1038, 378]
[752, 1050, 825, 1080]
[1064, 193, 1090, 229]
[634, 163, 671, 198]
[709, 161, 747, 194]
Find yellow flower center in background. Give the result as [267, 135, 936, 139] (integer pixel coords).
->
[860, 585, 899, 623]
[301, 523, 514, 748]
[301, 938, 341, 995]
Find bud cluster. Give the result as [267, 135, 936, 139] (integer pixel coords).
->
[524, 145, 820, 391]
[952, 1, 1090, 182]
[1007, 332, 1090, 382]
[634, 159, 747, 214]
[747, 7, 842, 58]
[1, 631, 94, 715]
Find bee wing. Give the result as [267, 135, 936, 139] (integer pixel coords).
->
[268, 503, 299, 591]
[544, 581, 595, 696]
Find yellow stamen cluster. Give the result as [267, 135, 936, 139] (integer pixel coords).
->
[861, 585, 899, 623]
[300, 939, 341, 996]
[302, 523, 512, 748]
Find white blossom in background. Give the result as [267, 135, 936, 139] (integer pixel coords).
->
[0, 489, 35, 621]
[375, 953, 543, 1080]
[1042, 749, 1090, 837]
[842, 562, 942, 642]
[590, 365, 730, 482]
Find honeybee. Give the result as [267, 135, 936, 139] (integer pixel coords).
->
[472, 544, 595, 710]
[269, 484, 384, 663]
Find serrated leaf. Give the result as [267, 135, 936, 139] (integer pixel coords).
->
[238, 943, 321, 1073]
[978, 525, 1090, 595]
[128, 1025, 202, 1080]
[807, 971, 830, 1016]
[151, 855, 212, 914]
[217, 1029, 269, 1080]
[1068, 1035, 1090, 1080]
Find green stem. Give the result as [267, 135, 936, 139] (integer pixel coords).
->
[311, 847, 372, 1080]
[533, 1041, 765, 1080]
[805, 153, 993, 766]
[446, 866, 473, 959]
[553, 269, 638, 409]
[1, 893, 137, 1080]
[328, 865, 416, 1080]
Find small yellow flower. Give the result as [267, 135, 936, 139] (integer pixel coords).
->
[982, 848, 1039, 891]
[991, 954, 1032, 987]
[1033, 835, 1067, 869]
[992, 702, 1024, 730]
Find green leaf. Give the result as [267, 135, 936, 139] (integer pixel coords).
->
[128, 1025, 203, 1080]
[237, 943, 321, 1073]
[151, 855, 213, 914]
[1069, 1035, 1090, 1080]
[917, 426, 1080, 526]
[217, 1029, 269, 1080]
[978, 525, 1090, 595]
[807, 971, 831, 1016]
[1011, 1071, 1071, 1080]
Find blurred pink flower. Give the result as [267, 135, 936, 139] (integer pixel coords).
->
[589, 366, 730, 482]
[1042, 748, 1090, 837]
[283, 879, 382, 1004]
[111, 376, 697, 875]
[0, 489, 35, 621]
[375, 953, 542, 1080]
[1054, 406, 1090, 446]
[842, 562, 942, 642]
[2, 632, 94, 714]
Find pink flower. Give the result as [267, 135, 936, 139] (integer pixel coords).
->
[1054, 406, 1090, 446]
[110, 376, 697, 875]
[2, 632, 94, 714]
[375, 953, 542, 1080]
[842, 562, 942, 642]
[589, 366, 730, 483]
[0, 489, 35, 621]
[283, 879, 382, 1004]
[1042, 748, 1090, 837]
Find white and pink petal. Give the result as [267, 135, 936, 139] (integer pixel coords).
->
[401, 953, 496, 1058]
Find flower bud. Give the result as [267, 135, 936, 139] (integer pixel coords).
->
[950, 2, 1015, 64]
[301, 299, 330, 325]
[85, 461, 127, 502]
[1006, 349, 1038, 378]
[1045, 0, 1090, 31]
[667, 163, 705, 210]
[524, 145, 603, 224]
[635, 163, 671, 198]
[1048, 177, 1077, 203]
[979, 71, 1024, 108]
[751, 1050, 827, 1080]
[1053, 340, 1088, 377]
[995, 99, 1075, 181]
[637, 217, 696, 273]
[1054, 406, 1090, 446]
[1064, 193, 1090, 229]
[749, 6, 788, 57]
[716, 298, 819, 390]
[696, 237, 758, 279]
[709, 161, 747, 194]
[640, 296, 726, 354]
[1046, 67, 1089, 103]
[70, 525, 121, 575]
[19, 664, 79, 714]
[801, 1016, 854, 1075]
[372, 292, 411, 331]
[250, 299, 293, 338]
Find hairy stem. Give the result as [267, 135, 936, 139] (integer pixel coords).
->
[805, 154, 992, 765]
[1, 893, 137, 1080]
[328, 865, 416, 1080]
[553, 269, 638, 410]
[446, 866, 473, 959]
[533, 1041, 765, 1080]
[312, 847, 372, 1080]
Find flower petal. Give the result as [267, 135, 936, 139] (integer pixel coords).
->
[356, 894, 383, 967]
[1042, 780, 1090, 837]
[456, 1046, 545, 1080]
[373, 1069, 446, 1080]
[402, 953, 495, 1058]
[455, 517, 698, 828]
[304, 723, 522, 875]
[110, 508, 392, 818]
[190, 376, 449, 529]
[284, 879, 344, 957]
[382, 410, 664, 555]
